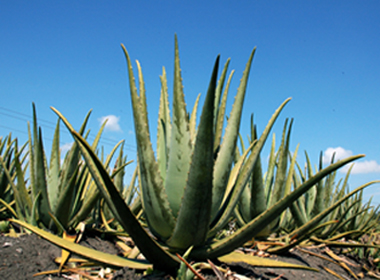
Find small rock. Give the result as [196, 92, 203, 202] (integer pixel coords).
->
[2, 242, 12, 247]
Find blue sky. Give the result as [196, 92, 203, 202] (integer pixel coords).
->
[1, 1, 380, 203]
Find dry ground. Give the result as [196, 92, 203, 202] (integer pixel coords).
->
[0, 233, 378, 280]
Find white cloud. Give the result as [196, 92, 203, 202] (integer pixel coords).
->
[322, 147, 353, 164]
[323, 147, 380, 174]
[98, 115, 122, 132]
[60, 142, 73, 153]
[343, 161, 380, 174]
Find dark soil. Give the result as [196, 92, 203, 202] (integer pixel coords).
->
[0, 233, 378, 280]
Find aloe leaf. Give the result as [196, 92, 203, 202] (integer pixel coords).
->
[88, 118, 108, 159]
[10, 219, 152, 269]
[284, 144, 299, 200]
[311, 236, 380, 250]
[209, 98, 291, 235]
[29, 104, 51, 226]
[0, 135, 5, 152]
[121, 44, 175, 240]
[237, 183, 251, 225]
[235, 128, 255, 224]
[48, 212, 66, 235]
[214, 58, 230, 126]
[264, 134, 276, 202]
[47, 119, 61, 213]
[218, 251, 318, 272]
[279, 144, 300, 227]
[51, 108, 179, 271]
[213, 59, 231, 148]
[211, 48, 256, 219]
[157, 67, 171, 182]
[249, 118, 266, 220]
[214, 70, 234, 152]
[303, 175, 316, 218]
[269, 119, 294, 233]
[311, 152, 324, 216]
[189, 93, 201, 144]
[53, 166, 80, 229]
[198, 154, 364, 259]
[0, 198, 17, 218]
[167, 56, 219, 250]
[136, 60, 150, 131]
[27, 105, 37, 205]
[34, 127, 51, 226]
[271, 119, 293, 208]
[27, 122, 35, 196]
[164, 36, 192, 217]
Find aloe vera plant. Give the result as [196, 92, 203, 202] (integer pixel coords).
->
[254, 151, 380, 254]
[290, 153, 379, 238]
[27, 36, 366, 275]
[234, 114, 380, 247]
[4, 104, 133, 233]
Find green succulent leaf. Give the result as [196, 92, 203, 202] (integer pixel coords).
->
[214, 58, 230, 129]
[47, 119, 61, 212]
[121, 44, 176, 240]
[164, 36, 192, 217]
[157, 66, 171, 182]
[52, 107, 179, 271]
[249, 119, 267, 221]
[211, 48, 256, 220]
[33, 126, 51, 227]
[189, 93, 201, 144]
[167, 56, 219, 250]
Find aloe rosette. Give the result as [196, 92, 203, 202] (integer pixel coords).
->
[11, 37, 366, 274]
[120, 37, 366, 263]
[4, 104, 133, 233]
